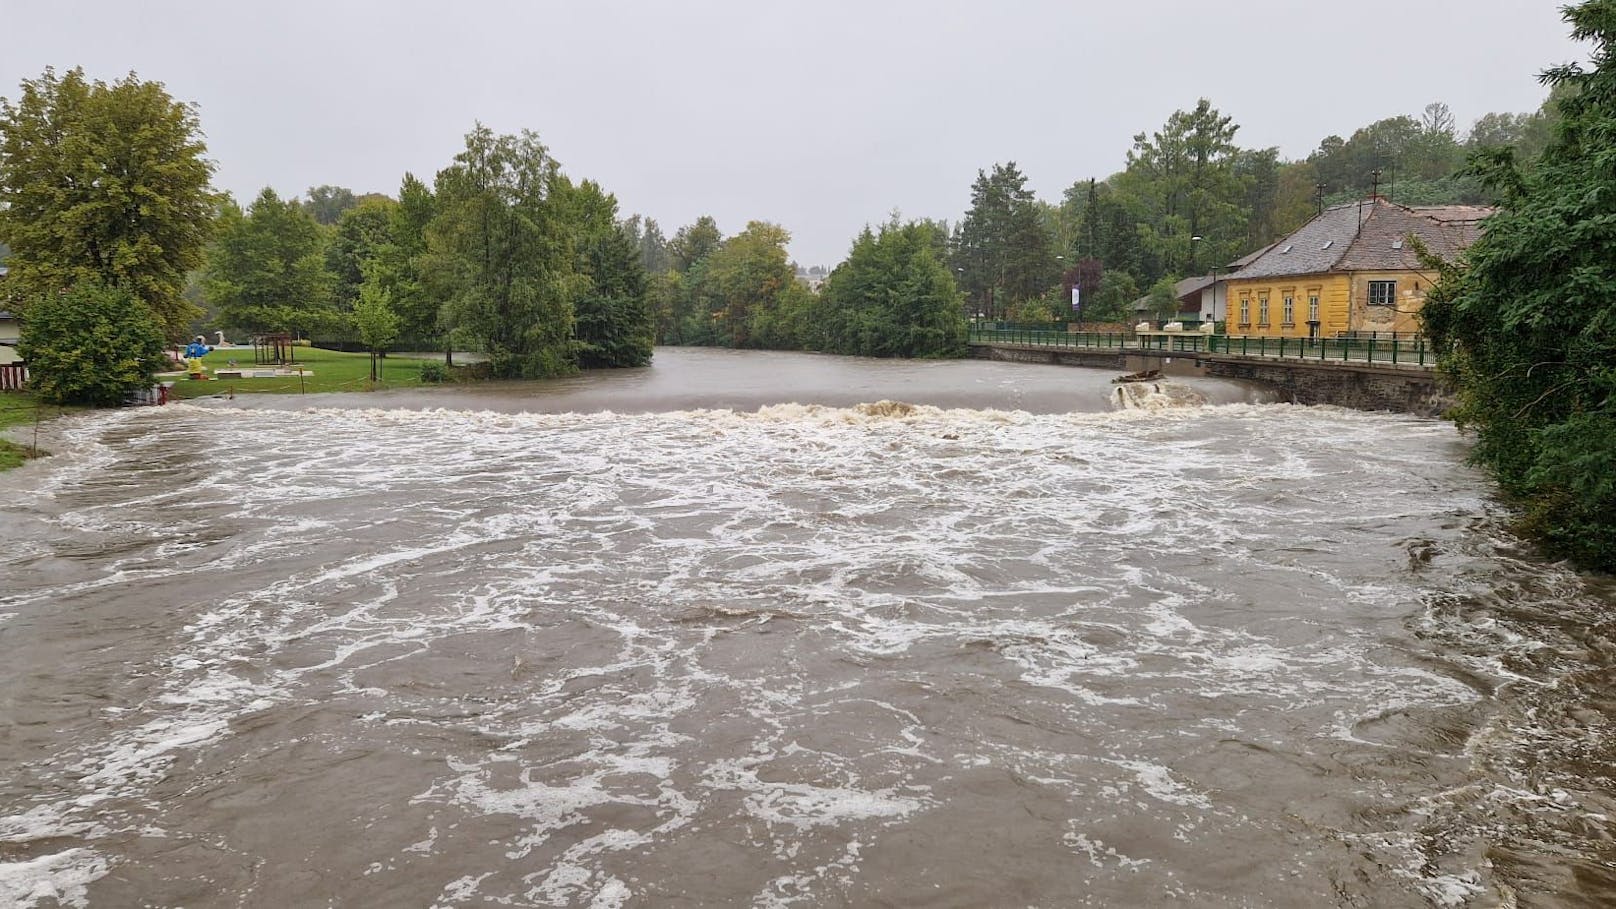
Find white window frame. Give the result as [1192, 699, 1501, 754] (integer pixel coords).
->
[1258, 293, 1270, 326]
[1368, 280, 1397, 307]
[1308, 292, 1320, 322]
[1282, 294, 1294, 325]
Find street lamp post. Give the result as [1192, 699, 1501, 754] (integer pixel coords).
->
[1055, 254, 1064, 328]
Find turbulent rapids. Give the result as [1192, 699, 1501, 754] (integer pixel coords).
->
[1, 350, 1613, 907]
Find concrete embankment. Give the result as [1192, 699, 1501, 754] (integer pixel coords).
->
[970, 344, 1453, 417]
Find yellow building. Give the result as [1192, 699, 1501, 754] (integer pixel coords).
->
[1221, 199, 1491, 338]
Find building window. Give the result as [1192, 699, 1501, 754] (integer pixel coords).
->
[1258, 293, 1269, 326]
[1368, 280, 1396, 306]
[1282, 294, 1294, 326]
[1239, 295, 1250, 325]
[1308, 293, 1320, 323]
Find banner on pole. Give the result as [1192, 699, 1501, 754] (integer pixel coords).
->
[1071, 287, 1081, 313]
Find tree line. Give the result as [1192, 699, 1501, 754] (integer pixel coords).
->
[935, 92, 1565, 327]
[616, 213, 967, 358]
[0, 68, 656, 394]
[204, 125, 654, 378]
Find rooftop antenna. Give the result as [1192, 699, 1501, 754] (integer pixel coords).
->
[1360, 170, 1384, 238]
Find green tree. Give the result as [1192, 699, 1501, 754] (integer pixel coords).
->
[683, 221, 798, 348]
[304, 185, 358, 226]
[1422, 0, 1616, 570]
[375, 173, 440, 350]
[668, 216, 723, 273]
[202, 188, 337, 337]
[1115, 99, 1248, 278]
[427, 125, 574, 378]
[1309, 108, 1467, 200]
[352, 277, 401, 381]
[954, 162, 1058, 319]
[649, 270, 686, 345]
[623, 214, 672, 276]
[1090, 270, 1140, 324]
[1143, 276, 1180, 322]
[563, 180, 653, 368]
[327, 195, 398, 311]
[819, 219, 965, 357]
[0, 67, 217, 340]
[17, 281, 168, 405]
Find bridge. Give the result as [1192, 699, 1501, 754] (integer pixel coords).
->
[967, 327, 1451, 417]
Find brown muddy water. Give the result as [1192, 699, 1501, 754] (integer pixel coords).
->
[1, 348, 1613, 907]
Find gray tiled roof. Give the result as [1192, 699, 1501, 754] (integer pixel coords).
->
[1226, 242, 1276, 271]
[1233, 199, 1493, 280]
[1174, 274, 1213, 300]
[1232, 205, 1361, 279]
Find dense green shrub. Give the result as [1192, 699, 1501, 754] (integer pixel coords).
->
[1422, 0, 1616, 571]
[17, 282, 169, 406]
[418, 361, 449, 383]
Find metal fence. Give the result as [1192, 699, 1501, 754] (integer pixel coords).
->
[967, 328, 1431, 367]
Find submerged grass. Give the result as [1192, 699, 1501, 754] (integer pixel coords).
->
[0, 391, 83, 471]
[4, 348, 455, 469]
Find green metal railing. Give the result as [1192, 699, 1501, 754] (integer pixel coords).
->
[967, 327, 1430, 367]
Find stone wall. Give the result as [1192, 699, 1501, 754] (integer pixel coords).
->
[970, 345, 1126, 370]
[1203, 356, 1453, 417]
[967, 343, 1453, 416]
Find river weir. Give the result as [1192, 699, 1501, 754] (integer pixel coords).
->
[1, 349, 1613, 907]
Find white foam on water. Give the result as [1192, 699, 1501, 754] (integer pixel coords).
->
[702, 758, 929, 833]
[0, 849, 109, 909]
[1064, 828, 1150, 870]
[1109, 760, 1213, 810]
[1, 398, 1605, 905]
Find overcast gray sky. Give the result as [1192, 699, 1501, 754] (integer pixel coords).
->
[2, 1, 1589, 267]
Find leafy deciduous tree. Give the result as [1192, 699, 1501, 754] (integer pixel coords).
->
[427, 125, 574, 378]
[202, 189, 337, 337]
[0, 67, 217, 340]
[820, 219, 965, 357]
[304, 185, 358, 226]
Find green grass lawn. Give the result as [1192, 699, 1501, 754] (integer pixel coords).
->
[168, 346, 438, 399]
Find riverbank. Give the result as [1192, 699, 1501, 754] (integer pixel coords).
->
[0, 392, 77, 470]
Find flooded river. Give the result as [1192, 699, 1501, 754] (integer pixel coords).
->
[1, 348, 1613, 907]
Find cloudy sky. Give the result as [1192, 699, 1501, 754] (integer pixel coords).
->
[2, 1, 1588, 267]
